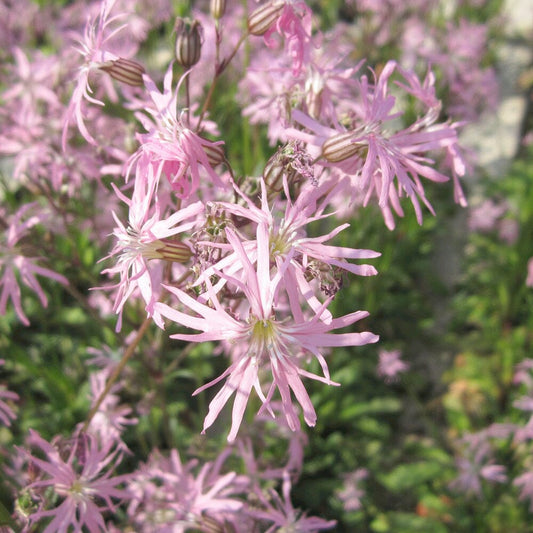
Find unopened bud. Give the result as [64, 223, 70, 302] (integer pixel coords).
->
[100, 58, 145, 86]
[305, 71, 324, 119]
[321, 132, 359, 163]
[175, 18, 203, 68]
[247, 1, 284, 36]
[305, 89, 322, 120]
[210, 0, 226, 19]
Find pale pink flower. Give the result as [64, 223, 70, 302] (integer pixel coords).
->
[2, 47, 61, 110]
[100, 169, 204, 331]
[468, 199, 508, 233]
[513, 358, 533, 387]
[337, 468, 368, 512]
[255, 0, 314, 76]
[288, 61, 466, 229]
[62, 0, 133, 148]
[83, 370, 138, 451]
[514, 471, 533, 511]
[247, 469, 336, 532]
[195, 178, 380, 321]
[126, 448, 246, 532]
[513, 416, 533, 444]
[0, 0, 40, 50]
[25, 430, 131, 533]
[0, 359, 18, 426]
[377, 349, 409, 383]
[450, 433, 507, 497]
[156, 221, 378, 442]
[128, 63, 227, 199]
[436, 19, 499, 120]
[0, 204, 68, 326]
[240, 37, 363, 145]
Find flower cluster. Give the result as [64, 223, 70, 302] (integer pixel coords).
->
[0, 0, 505, 530]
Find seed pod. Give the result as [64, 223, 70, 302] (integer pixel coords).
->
[321, 131, 359, 163]
[99, 58, 145, 86]
[263, 151, 285, 194]
[174, 18, 203, 68]
[247, 1, 284, 36]
[263, 146, 297, 193]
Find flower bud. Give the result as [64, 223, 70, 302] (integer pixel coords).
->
[210, 0, 226, 19]
[247, 1, 284, 36]
[321, 132, 359, 163]
[305, 70, 324, 119]
[174, 18, 203, 68]
[99, 58, 145, 86]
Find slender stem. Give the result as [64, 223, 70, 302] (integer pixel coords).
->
[197, 32, 249, 129]
[81, 316, 152, 432]
[185, 72, 191, 127]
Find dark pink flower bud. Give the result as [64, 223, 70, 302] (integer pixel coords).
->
[99, 58, 145, 86]
[247, 1, 284, 36]
[174, 18, 203, 68]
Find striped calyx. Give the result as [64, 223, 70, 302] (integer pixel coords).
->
[100, 58, 145, 87]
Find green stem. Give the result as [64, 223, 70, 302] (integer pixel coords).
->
[81, 316, 151, 433]
[197, 32, 249, 129]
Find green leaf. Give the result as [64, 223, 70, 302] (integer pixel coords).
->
[379, 462, 444, 493]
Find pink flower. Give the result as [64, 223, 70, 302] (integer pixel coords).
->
[194, 178, 380, 321]
[377, 349, 409, 383]
[0, 204, 68, 326]
[241, 46, 363, 145]
[127, 62, 227, 199]
[25, 430, 131, 533]
[126, 448, 246, 531]
[156, 221, 378, 442]
[83, 370, 138, 451]
[62, 0, 134, 148]
[251, 0, 314, 76]
[100, 170, 204, 331]
[514, 471, 533, 511]
[337, 468, 368, 512]
[2, 47, 61, 110]
[288, 61, 466, 229]
[468, 199, 508, 233]
[450, 433, 507, 497]
[0, 359, 18, 426]
[247, 470, 336, 532]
